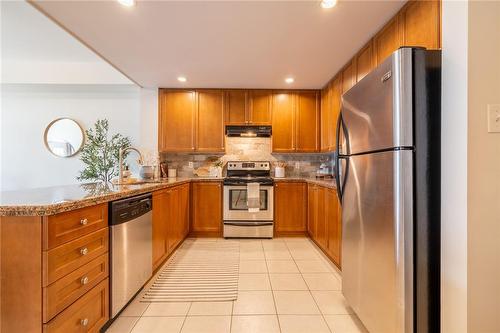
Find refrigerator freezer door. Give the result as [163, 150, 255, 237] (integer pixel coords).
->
[341, 48, 413, 155]
[342, 150, 413, 333]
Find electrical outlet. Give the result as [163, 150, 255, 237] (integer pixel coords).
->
[188, 161, 194, 168]
[487, 104, 500, 133]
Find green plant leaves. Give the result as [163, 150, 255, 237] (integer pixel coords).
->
[77, 119, 132, 183]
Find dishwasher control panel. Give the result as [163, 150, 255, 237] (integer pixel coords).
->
[109, 193, 153, 226]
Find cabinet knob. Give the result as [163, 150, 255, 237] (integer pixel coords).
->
[80, 318, 89, 326]
[80, 218, 88, 225]
[80, 247, 89, 256]
[81, 276, 89, 285]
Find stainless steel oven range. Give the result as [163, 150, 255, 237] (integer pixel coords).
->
[223, 161, 274, 238]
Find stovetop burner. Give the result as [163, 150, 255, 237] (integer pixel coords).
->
[224, 161, 273, 186]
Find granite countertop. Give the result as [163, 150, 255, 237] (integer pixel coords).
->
[0, 176, 335, 217]
[0, 177, 223, 217]
[273, 176, 337, 189]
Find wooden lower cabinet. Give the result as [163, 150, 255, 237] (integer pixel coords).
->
[152, 189, 169, 269]
[274, 182, 307, 235]
[308, 185, 326, 249]
[307, 184, 342, 268]
[43, 278, 109, 333]
[325, 188, 341, 266]
[153, 183, 190, 271]
[191, 181, 223, 236]
[1, 212, 110, 333]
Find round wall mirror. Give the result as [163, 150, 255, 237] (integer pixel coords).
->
[44, 118, 84, 157]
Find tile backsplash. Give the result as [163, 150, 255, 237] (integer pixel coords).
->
[160, 137, 334, 178]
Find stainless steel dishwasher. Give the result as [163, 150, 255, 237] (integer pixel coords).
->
[110, 193, 152, 318]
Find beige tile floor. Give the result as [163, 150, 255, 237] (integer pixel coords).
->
[106, 237, 368, 333]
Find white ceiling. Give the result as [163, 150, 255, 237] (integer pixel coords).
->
[1, 1, 132, 84]
[30, 0, 406, 89]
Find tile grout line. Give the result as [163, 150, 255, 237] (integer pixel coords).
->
[263, 240, 283, 333]
[285, 238, 334, 333]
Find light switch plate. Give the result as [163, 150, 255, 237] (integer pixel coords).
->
[487, 104, 500, 133]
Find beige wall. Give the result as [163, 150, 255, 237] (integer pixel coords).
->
[467, 1, 500, 332]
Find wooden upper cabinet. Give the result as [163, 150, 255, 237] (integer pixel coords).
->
[374, 15, 403, 65]
[296, 91, 319, 152]
[158, 89, 196, 152]
[197, 90, 225, 152]
[402, 0, 441, 50]
[272, 92, 296, 152]
[320, 83, 333, 152]
[274, 182, 307, 235]
[331, 75, 342, 150]
[249, 90, 272, 125]
[191, 182, 222, 236]
[225, 90, 248, 125]
[356, 40, 376, 82]
[341, 60, 356, 94]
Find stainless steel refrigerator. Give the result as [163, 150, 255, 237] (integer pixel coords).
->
[335, 47, 441, 333]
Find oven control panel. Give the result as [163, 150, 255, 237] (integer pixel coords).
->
[227, 161, 270, 171]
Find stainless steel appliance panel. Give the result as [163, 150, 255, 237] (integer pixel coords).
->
[223, 221, 274, 238]
[341, 48, 413, 155]
[223, 185, 274, 221]
[110, 196, 152, 318]
[342, 150, 413, 333]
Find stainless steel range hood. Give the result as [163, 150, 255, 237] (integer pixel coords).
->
[225, 125, 272, 137]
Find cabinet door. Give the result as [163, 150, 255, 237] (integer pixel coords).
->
[356, 40, 376, 82]
[341, 60, 357, 94]
[249, 90, 272, 125]
[152, 191, 168, 269]
[197, 90, 225, 152]
[158, 90, 196, 152]
[167, 188, 181, 254]
[374, 15, 403, 65]
[331, 75, 342, 150]
[272, 92, 295, 152]
[191, 182, 222, 236]
[307, 185, 318, 238]
[315, 187, 327, 249]
[179, 183, 190, 239]
[225, 90, 248, 125]
[296, 91, 319, 152]
[274, 182, 307, 235]
[325, 188, 341, 267]
[320, 84, 332, 152]
[402, 0, 441, 50]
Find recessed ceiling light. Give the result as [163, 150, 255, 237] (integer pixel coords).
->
[117, 0, 135, 7]
[285, 77, 294, 84]
[321, 0, 337, 9]
[177, 76, 187, 83]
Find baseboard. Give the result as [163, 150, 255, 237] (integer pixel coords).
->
[274, 231, 308, 237]
[309, 235, 342, 270]
[188, 231, 222, 238]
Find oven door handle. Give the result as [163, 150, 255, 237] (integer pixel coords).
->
[224, 221, 274, 226]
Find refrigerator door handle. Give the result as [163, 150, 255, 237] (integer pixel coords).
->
[335, 115, 343, 201]
[336, 112, 342, 156]
[335, 113, 350, 203]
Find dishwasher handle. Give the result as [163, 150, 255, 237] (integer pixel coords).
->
[109, 193, 153, 226]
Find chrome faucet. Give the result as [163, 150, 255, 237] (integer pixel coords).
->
[119, 147, 144, 183]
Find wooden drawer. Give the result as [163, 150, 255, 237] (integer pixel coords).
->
[43, 254, 109, 323]
[43, 228, 108, 286]
[43, 278, 109, 333]
[44, 203, 108, 250]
